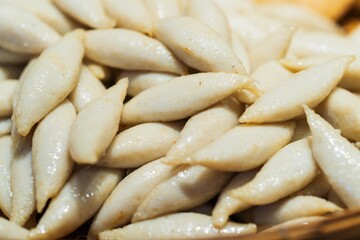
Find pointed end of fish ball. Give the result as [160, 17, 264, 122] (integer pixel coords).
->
[340, 55, 356, 66]
[280, 24, 297, 38]
[279, 58, 290, 66]
[103, 18, 117, 30]
[132, 203, 160, 223]
[234, 89, 259, 105]
[242, 77, 261, 94]
[327, 55, 355, 73]
[244, 223, 257, 234]
[185, 153, 218, 167]
[286, 25, 297, 33]
[120, 108, 134, 126]
[239, 113, 252, 124]
[69, 139, 99, 164]
[303, 104, 342, 141]
[14, 114, 31, 137]
[173, 62, 189, 76]
[327, 202, 344, 212]
[70, 28, 86, 43]
[161, 157, 178, 165]
[116, 77, 129, 90]
[302, 104, 312, 115]
[272, 25, 297, 48]
[212, 210, 229, 229]
[71, 152, 99, 165]
[131, 211, 146, 223]
[303, 105, 322, 131]
[36, 197, 47, 214]
[162, 155, 191, 165]
[185, 156, 201, 164]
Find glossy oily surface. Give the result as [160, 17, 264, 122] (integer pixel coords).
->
[165, 97, 243, 164]
[318, 87, 360, 142]
[240, 56, 353, 123]
[89, 159, 177, 239]
[14, 30, 84, 136]
[32, 100, 76, 212]
[132, 165, 232, 222]
[188, 122, 295, 171]
[288, 31, 360, 91]
[98, 122, 181, 168]
[70, 78, 128, 164]
[29, 167, 124, 240]
[213, 170, 257, 228]
[231, 138, 319, 205]
[69, 65, 106, 112]
[0, 5, 60, 54]
[281, 53, 360, 92]
[0, 0, 79, 34]
[304, 106, 360, 209]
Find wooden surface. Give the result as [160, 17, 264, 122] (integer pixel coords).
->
[240, 208, 360, 240]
